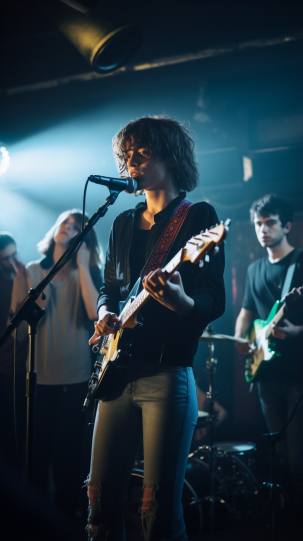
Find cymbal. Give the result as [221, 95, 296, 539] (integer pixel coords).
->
[199, 331, 249, 344]
[198, 411, 209, 419]
[196, 410, 209, 427]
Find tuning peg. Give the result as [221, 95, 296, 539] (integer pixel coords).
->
[199, 260, 204, 268]
[200, 230, 205, 234]
[214, 246, 220, 255]
[205, 252, 210, 263]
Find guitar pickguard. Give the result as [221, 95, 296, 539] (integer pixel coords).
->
[245, 301, 283, 383]
[101, 329, 123, 364]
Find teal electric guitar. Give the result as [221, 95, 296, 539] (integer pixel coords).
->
[245, 300, 287, 383]
[245, 285, 303, 383]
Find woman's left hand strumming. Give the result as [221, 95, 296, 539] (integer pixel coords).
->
[142, 269, 195, 315]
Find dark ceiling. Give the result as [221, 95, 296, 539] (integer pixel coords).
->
[1, 0, 302, 91]
[1, 0, 302, 223]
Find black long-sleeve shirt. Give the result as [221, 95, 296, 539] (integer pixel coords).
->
[97, 193, 225, 366]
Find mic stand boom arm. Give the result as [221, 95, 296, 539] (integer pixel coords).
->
[0, 188, 121, 483]
[0, 189, 120, 347]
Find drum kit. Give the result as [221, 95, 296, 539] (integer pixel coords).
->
[125, 326, 262, 537]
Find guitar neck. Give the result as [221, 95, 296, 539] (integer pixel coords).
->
[119, 249, 184, 327]
[117, 221, 228, 328]
[266, 302, 286, 339]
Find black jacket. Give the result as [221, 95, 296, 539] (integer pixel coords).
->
[97, 193, 225, 366]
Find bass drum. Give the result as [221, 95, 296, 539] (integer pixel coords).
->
[187, 446, 259, 531]
[214, 441, 257, 473]
[125, 460, 203, 539]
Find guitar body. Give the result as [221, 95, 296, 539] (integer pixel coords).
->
[85, 298, 138, 402]
[245, 301, 281, 383]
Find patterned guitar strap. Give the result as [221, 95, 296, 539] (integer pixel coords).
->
[132, 198, 193, 297]
[281, 248, 303, 299]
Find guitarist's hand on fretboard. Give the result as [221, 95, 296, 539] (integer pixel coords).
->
[284, 286, 303, 312]
[271, 286, 303, 341]
[142, 269, 195, 315]
[272, 319, 303, 340]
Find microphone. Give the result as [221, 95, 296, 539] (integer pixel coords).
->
[88, 175, 137, 194]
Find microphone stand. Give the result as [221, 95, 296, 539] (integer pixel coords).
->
[0, 188, 121, 484]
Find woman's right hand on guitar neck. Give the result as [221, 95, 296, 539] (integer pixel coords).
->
[89, 306, 120, 345]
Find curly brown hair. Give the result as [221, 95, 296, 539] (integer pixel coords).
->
[112, 116, 199, 192]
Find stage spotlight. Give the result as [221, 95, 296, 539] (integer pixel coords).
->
[0, 145, 10, 176]
[243, 156, 253, 181]
[41, 0, 143, 73]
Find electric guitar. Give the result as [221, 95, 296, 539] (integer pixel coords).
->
[245, 285, 303, 383]
[245, 299, 290, 383]
[83, 220, 230, 408]
[244, 301, 286, 383]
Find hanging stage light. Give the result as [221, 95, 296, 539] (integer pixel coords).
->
[40, 0, 143, 74]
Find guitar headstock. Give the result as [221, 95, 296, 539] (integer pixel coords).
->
[182, 219, 230, 265]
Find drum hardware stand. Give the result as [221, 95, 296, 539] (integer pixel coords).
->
[193, 328, 260, 532]
[24, 297, 46, 484]
[205, 327, 218, 533]
[0, 188, 122, 484]
[189, 325, 221, 532]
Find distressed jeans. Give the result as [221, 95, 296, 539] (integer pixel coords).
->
[87, 359, 198, 541]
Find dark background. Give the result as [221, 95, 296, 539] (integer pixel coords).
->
[1, 0, 302, 470]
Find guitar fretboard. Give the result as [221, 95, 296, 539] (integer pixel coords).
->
[265, 303, 286, 339]
[119, 249, 183, 327]
[117, 223, 227, 328]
